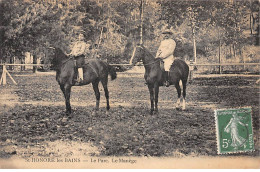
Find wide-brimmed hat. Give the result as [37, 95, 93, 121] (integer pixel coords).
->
[162, 29, 173, 35]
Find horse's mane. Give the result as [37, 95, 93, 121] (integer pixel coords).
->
[52, 47, 69, 69]
[140, 45, 155, 59]
[55, 47, 69, 59]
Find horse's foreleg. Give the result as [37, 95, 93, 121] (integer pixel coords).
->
[60, 84, 66, 113]
[148, 84, 154, 115]
[175, 81, 181, 109]
[92, 81, 100, 114]
[154, 83, 159, 114]
[60, 84, 65, 95]
[101, 79, 110, 115]
[182, 79, 187, 110]
[64, 84, 72, 114]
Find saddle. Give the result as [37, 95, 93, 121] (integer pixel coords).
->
[73, 59, 99, 77]
[156, 58, 165, 71]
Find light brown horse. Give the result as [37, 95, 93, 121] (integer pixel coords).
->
[51, 47, 117, 115]
[130, 44, 189, 114]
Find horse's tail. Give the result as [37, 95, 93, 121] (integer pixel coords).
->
[108, 65, 117, 80]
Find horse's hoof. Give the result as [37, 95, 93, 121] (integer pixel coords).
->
[176, 107, 181, 111]
[150, 110, 154, 115]
[61, 117, 68, 123]
[67, 114, 73, 119]
[65, 110, 72, 115]
[154, 111, 159, 115]
[91, 111, 97, 116]
[105, 110, 109, 115]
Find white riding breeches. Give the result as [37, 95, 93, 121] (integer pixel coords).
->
[78, 68, 83, 80]
[162, 55, 174, 71]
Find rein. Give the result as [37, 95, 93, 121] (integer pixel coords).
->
[143, 58, 162, 66]
[61, 56, 74, 65]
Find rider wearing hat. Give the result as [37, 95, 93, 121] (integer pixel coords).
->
[69, 33, 89, 85]
[156, 29, 176, 87]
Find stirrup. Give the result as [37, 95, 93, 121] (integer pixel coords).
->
[164, 81, 170, 87]
[75, 79, 83, 86]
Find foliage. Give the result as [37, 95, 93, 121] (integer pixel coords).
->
[0, 0, 259, 64]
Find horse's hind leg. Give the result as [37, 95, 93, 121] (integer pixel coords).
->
[182, 79, 187, 110]
[175, 81, 181, 109]
[101, 78, 110, 115]
[92, 80, 100, 115]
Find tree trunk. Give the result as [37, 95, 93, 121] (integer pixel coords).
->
[219, 39, 221, 74]
[241, 48, 245, 70]
[230, 45, 232, 57]
[33, 54, 37, 73]
[250, 12, 253, 35]
[139, 0, 144, 45]
[192, 27, 197, 64]
[9, 56, 13, 70]
[98, 27, 103, 47]
[256, 9, 260, 45]
[256, 25, 260, 46]
[20, 57, 25, 71]
[233, 44, 236, 59]
[218, 26, 221, 74]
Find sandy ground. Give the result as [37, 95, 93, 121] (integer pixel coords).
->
[0, 71, 259, 168]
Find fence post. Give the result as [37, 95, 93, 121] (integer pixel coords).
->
[0, 64, 7, 85]
[0, 64, 17, 85]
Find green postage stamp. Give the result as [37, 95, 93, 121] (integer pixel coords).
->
[215, 107, 255, 154]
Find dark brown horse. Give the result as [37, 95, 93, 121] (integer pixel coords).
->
[130, 44, 189, 114]
[51, 47, 117, 115]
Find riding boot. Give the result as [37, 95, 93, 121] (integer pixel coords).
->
[164, 71, 170, 87]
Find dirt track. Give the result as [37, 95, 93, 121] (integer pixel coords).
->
[0, 72, 259, 158]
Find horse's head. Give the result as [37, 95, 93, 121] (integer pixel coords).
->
[48, 47, 67, 70]
[48, 47, 66, 70]
[48, 47, 58, 69]
[130, 44, 146, 66]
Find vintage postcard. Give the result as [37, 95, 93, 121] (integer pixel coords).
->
[0, 0, 259, 169]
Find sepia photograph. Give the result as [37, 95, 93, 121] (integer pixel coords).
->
[0, 0, 259, 169]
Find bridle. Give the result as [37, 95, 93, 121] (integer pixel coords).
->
[131, 45, 162, 67]
[49, 47, 74, 66]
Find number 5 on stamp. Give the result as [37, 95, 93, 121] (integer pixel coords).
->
[215, 107, 255, 154]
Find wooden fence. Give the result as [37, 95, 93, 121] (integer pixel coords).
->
[0, 64, 46, 85]
[1, 63, 260, 85]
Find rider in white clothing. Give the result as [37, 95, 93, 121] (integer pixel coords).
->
[156, 29, 176, 86]
[69, 33, 88, 84]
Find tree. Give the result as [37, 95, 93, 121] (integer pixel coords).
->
[0, 0, 98, 63]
